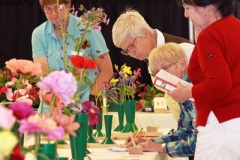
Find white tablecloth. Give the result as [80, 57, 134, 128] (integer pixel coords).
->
[105, 111, 177, 135]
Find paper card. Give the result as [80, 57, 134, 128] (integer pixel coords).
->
[154, 97, 167, 109]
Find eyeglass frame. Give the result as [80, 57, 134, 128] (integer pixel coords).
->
[150, 61, 179, 78]
[120, 37, 138, 56]
[43, 4, 63, 14]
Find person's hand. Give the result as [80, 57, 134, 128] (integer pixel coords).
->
[125, 136, 146, 148]
[168, 82, 192, 103]
[138, 139, 165, 152]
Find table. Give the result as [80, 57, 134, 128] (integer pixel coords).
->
[24, 112, 187, 160]
[106, 111, 178, 135]
[57, 145, 162, 160]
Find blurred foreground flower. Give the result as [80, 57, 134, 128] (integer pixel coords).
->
[52, 107, 80, 137]
[37, 70, 77, 106]
[19, 114, 64, 141]
[5, 58, 42, 76]
[0, 105, 16, 130]
[9, 102, 34, 120]
[0, 131, 18, 159]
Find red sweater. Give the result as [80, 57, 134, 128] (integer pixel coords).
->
[188, 15, 240, 126]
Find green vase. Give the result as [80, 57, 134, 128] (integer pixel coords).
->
[69, 113, 88, 160]
[93, 108, 105, 137]
[37, 143, 56, 160]
[121, 100, 138, 133]
[113, 103, 125, 132]
[56, 157, 68, 160]
[100, 115, 115, 144]
[87, 126, 98, 143]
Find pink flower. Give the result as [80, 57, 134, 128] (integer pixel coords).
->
[5, 58, 42, 76]
[95, 26, 102, 31]
[0, 105, 16, 130]
[37, 70, 77, 106]
[19, 114, 64, 140]
[52, 108, 80, 137]
[9, 102, 34, 120]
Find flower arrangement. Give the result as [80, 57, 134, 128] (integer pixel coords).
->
[0, 59, 41, 106]
[56, 2, 109, 70]
[0, 2, 109, 159]
[137, 85, 164, 112]
[0, 101, 81, 159]
[0, 63, 82, 159]
[105, 64, 144, 104]
[54, 2, 110, 105]
[71, 4, 109, 54]
[0, 102, 30, 160]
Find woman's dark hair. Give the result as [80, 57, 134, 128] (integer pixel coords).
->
[176, 0, 237, 17]
[39, 0, 71, 8]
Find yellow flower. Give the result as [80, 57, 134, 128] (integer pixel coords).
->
[109, 78, 119, 86]
[0, 131, 18, 158]
[122, 66, 132, 75]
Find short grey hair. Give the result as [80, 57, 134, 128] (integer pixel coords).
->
[112, 10, 153, 48]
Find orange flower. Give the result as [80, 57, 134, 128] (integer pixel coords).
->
[5, 58, 42, 76]
[40, 91, 62, 107]
[70, 55, 97, 69]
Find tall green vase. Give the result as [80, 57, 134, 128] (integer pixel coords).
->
[69, 113, 88, 160]
[93, 108, 105, 137]
[87, 125, 98, 143]
[121, 100, 138, 133]
[100, 115, 115, 144]
[113, 103, 125, 132]
[37, 143, 56, 160]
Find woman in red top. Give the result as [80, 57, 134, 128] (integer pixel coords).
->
[169, 0, 240, 159]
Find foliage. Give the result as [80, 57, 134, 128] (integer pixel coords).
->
[137, 85, 164, 110]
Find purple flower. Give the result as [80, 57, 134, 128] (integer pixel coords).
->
[81, 101, 100, 126]
[37, 70, 77, 106]
[9, 102, 34, 120]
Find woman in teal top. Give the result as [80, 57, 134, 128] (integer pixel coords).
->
[32, 0, 113, 111]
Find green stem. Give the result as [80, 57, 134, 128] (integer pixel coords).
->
[76, 22, 90, 53]
[49, 94, 57, 114]
[62, 32, 68, 70]
[34, 133, 41, 156]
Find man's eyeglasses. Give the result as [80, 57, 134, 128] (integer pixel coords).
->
[120, 37, 137, 56]
[43, 4, 63, 14]
[150, 61, 178, 78]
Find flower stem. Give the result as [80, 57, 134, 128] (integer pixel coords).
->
[76, 23, 90, 53]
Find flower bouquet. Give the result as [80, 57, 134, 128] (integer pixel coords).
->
[105, 64, 144, 132]
[35, 69, 100, 160]
[0, 59, 41, 107]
